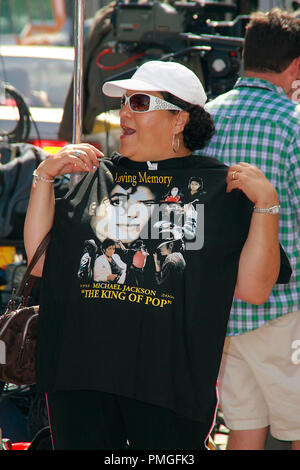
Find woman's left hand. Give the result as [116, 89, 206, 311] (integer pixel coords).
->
[226, 162, 279, 206]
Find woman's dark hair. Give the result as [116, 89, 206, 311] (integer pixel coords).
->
[102, 237, 116, 251]
[188, 176, 203, 188]
[161, 91, 215, 151]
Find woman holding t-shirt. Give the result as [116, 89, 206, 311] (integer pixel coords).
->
[24, 61, 289, 450]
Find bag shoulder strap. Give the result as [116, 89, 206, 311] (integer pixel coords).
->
[4, 232, 51, 313]
[16, 232, 51, 297]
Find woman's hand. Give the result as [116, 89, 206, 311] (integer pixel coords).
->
[24, 143, 103, 276]
[34, 143, 104, 180]
[226, 162, 279, 207]
[107, 274, 118, 281]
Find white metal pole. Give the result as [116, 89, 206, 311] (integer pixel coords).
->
[70, 0, 85, 188]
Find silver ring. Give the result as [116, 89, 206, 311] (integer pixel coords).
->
[73, 150, 82, 157]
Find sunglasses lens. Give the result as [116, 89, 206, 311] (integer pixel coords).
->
[130, 94, 150, 112]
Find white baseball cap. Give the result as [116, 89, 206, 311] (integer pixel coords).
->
[102, 60, 207, 107]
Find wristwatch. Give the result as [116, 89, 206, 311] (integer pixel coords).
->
[253, 205, 280, 214]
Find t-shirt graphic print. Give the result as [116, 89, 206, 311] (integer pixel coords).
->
[77, 161, 206, 310]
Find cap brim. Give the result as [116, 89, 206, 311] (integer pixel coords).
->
[102, 78, 163, 97]
[156, 239, 175, 249]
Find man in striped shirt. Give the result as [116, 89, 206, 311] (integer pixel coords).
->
[201, 9, 300, 450]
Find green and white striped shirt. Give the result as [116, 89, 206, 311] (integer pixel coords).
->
[201, 77, 300, 336]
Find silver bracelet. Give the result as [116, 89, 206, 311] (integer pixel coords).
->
[33, 170, 55, 185]
[253, 205, 280, 215]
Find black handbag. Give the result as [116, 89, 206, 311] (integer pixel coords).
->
[0, 233, 50, 385]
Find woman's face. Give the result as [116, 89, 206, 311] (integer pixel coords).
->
[104, 245, 115, 257]
[95, 185, 156, 244]
[119, 90, 178, 161]
[190, 181, 200, 193]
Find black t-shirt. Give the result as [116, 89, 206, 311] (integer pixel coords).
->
[37, 154, 252, 422]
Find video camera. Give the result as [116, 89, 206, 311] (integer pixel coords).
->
[108, 1, 247, 98]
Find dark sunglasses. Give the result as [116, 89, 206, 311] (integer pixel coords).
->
[120, 93, 182, 113]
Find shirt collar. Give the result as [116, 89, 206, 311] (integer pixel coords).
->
[234, 76, 286, 98]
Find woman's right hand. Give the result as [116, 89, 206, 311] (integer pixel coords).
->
[35, 143, 104, 179]
[24, 143, 103, 276]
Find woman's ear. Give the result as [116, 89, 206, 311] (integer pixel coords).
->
[173, 111, 190, 134]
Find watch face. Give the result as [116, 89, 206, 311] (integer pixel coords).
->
[270, 206, 280, 214]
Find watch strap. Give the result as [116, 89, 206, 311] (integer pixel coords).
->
[253, 205, 280, 214]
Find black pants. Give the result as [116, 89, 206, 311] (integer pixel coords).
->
[46, 390, 211, 450]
